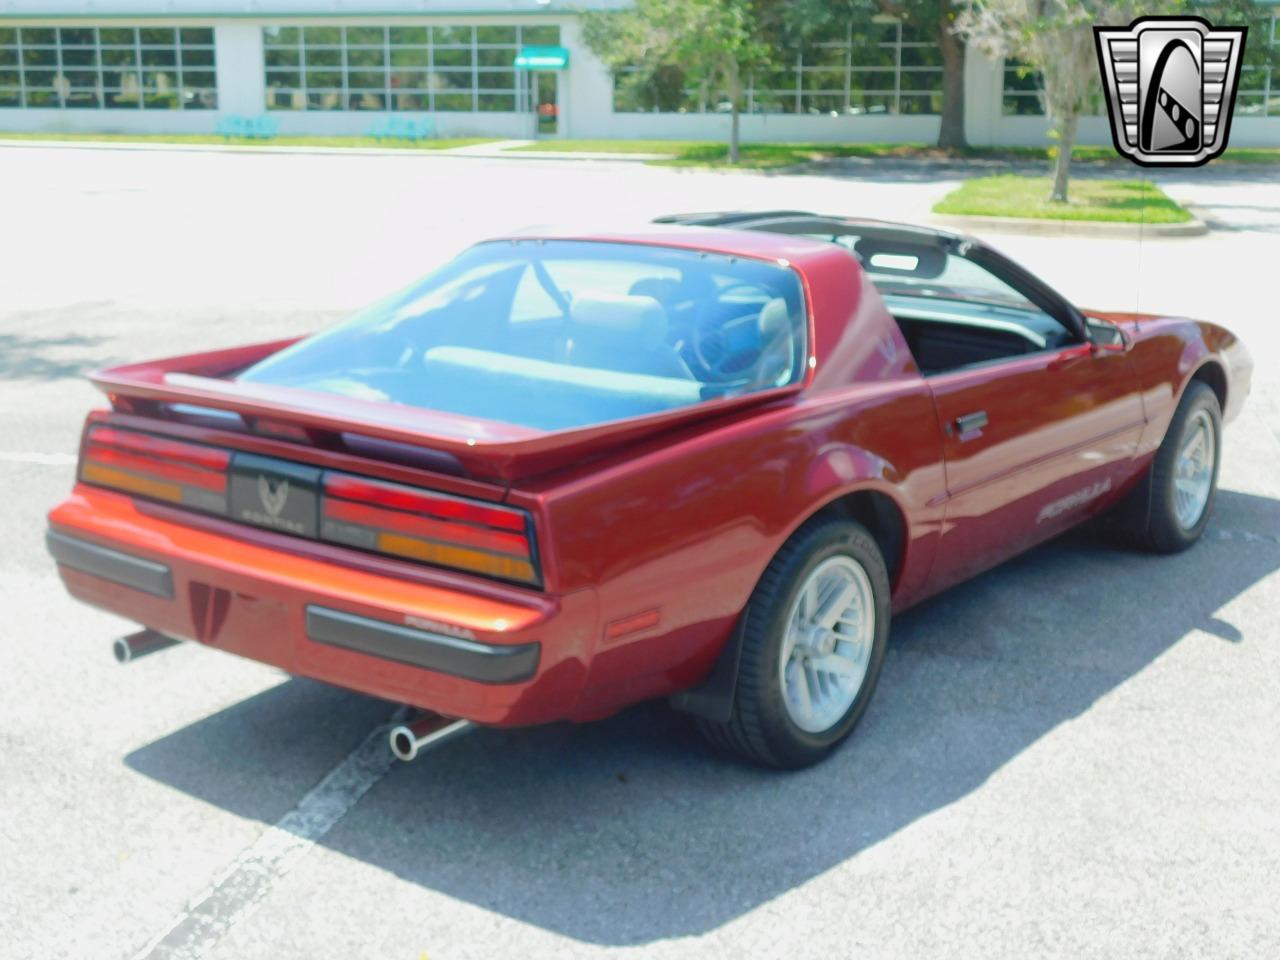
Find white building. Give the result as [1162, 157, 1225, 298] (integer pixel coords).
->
[0, 0, 1276, 148]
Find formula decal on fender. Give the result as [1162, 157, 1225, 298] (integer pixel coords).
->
[1037, 479, 1113, 523]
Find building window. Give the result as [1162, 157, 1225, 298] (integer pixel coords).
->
[264, 24, 558, 112]
[1001, 60, 1042, 116]
[1001, 59, 1106, 117]
[0, 26, 215, 110]
[1237, 12, 1277, 118]
[612, 21, 942, 116]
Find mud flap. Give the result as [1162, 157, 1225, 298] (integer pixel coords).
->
[668, 614, 747, 724]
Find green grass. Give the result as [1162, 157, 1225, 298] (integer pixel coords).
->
[512, 139, 691, 154]
[0, 131, 496, 150]
[932, 175, 1193, 224]
[967, 144, 1280, 165]
[516, 138, 1280, 167]
[653, 142, 925, 168]
[516, 140, 946, 168]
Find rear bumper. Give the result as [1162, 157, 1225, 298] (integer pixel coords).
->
[46, 530, 174, 599]
[304, 605, 540, 684]
[47, 486, 597, 726]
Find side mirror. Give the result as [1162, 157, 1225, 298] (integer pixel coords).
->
[1087, 321, 1129, 354]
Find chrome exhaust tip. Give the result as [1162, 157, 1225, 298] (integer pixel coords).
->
[388, 715, 473, 762]
[113, 629, 180, 664]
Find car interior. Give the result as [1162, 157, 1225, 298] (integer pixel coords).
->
[658, 212, 1083, 377]
[240, 223, 1094, 432]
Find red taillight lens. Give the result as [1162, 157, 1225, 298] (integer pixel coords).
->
[80, 426, 229, 514]
[321, 473, 539, 585]
[76, 426, 541, 587]
[322, 473, 527, 532]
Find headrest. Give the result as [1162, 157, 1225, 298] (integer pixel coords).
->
[628, 277, 683, 304]
[570, 294, 667, 349]
[758, 297, 791, 340]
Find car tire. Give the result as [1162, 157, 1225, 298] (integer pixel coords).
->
[1112, 380, 1222, 553]
[696, 516, 890, 769]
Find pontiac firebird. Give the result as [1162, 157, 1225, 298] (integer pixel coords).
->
[46, 213, 1251, 768]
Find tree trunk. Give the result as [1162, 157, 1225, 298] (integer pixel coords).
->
[937, 10, 967, 150]
[1050, 109, 1078, 202]
[727, 60, 742, 164]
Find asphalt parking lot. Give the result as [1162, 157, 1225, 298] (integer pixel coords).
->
[2, 145, 1277, 960]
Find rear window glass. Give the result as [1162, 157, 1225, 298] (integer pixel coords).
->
[239, 240, 808, 431]
[822, 233, 1038, 311]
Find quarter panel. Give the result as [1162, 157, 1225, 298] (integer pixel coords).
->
[539, 382, 946, 717]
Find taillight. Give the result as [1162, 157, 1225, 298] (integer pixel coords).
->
[76, 426, 540, 587]
[81, 426, 230, 514]
[322, 473, 538, 586]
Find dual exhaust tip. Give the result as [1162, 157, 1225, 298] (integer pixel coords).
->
[388, 715, 473, 762]
[113, 629, 470, 763]
[113, 629, 180, 664]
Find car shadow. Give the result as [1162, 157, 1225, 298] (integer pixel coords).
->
[125, 487, 1280, 946]
[0, 331, 116, 381]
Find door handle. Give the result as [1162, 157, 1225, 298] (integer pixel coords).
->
[953, 411, 988, 438]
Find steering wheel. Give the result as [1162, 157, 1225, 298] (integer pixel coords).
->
[690, 282, 772, 381]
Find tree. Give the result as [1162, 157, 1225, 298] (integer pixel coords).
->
[957, 0, 1138, 202]
[785, 0, 971, 150]
[960, 0, 1275, 202]
[935, 0, 969, 149]
[581, 0, 772, 163]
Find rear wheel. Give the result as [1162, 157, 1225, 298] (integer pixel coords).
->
[1112, 380, 1222, 553]
[697, 517, 889, 769]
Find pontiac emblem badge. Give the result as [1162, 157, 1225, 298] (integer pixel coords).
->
[257, 474, 289, 518]
[1094, 16, 1247, 167]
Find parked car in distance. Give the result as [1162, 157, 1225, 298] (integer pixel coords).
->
[47, 216, 1251, 768]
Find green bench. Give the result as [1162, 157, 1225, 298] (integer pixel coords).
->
[367, 116, 436, 143]
[215, 114, 280, 140]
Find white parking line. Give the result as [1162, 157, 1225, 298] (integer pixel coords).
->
[0, 451, 77, 465]
[130, 708, 407, 960]
[1209, 527, 1280, 546]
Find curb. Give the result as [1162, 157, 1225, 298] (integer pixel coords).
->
[930, 212, 1208, 239]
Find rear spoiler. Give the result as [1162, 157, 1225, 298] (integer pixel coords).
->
[91, 339, 802, 485]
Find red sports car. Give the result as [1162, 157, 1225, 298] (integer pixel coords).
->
[46, 214, 1251, 768]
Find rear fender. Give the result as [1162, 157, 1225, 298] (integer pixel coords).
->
[672, 448, 925, 724]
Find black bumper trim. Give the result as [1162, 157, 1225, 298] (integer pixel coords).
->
[305, 605, 540, 684]
[46, 530, 174, 599]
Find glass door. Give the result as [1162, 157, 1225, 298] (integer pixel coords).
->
[533, 71, 558, 136]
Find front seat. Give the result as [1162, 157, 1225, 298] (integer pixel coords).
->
[566, 293, 693, 379]
[755, 297, 797, 387]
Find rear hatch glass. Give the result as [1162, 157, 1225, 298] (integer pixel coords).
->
[238, 240, 807, 432]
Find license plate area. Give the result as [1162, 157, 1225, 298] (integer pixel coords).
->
[228, 452, 321, 538]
